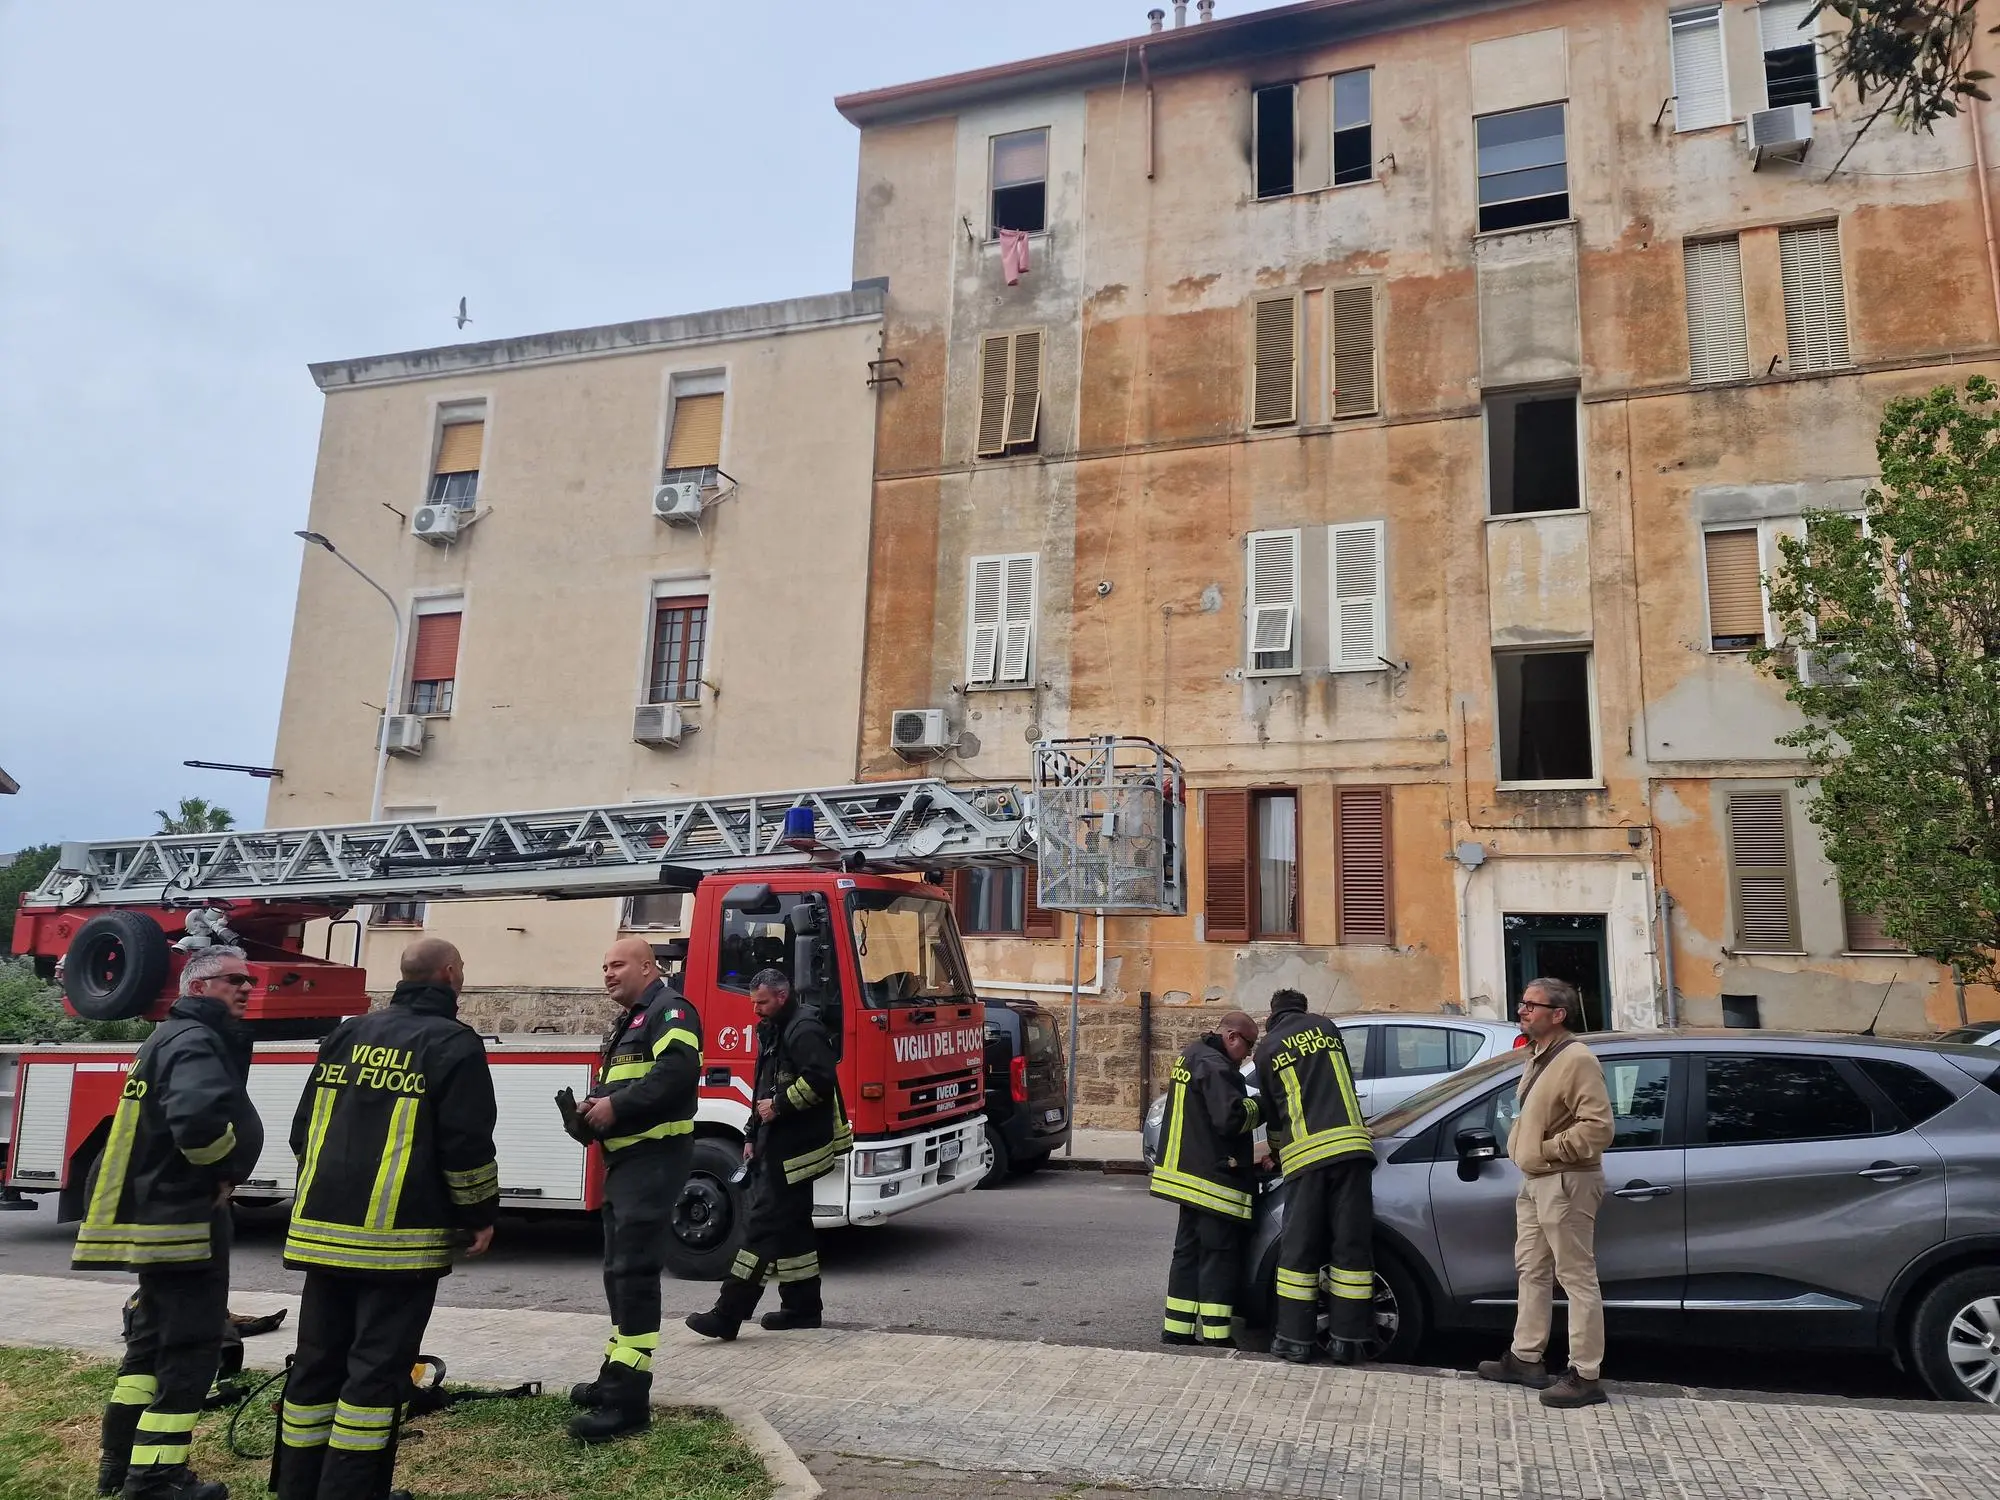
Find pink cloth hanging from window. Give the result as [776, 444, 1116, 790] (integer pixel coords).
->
[999, 228, 1031, 285]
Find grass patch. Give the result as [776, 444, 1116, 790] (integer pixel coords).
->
[0, 1346, 772, 1500]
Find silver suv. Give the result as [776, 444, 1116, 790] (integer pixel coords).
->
[1235, 1032, 2000, 1403]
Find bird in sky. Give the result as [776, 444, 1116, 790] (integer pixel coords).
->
[455, 296, 472, 330]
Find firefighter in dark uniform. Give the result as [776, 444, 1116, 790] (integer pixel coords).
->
[685, 968, 850, 1339]
[273, 938, 499, 1500]
[567, 936, 703, 1442]
[77, 945, 263, 1500]
[1253, 988, 1376, 1366]
[1149, 1011, 1261, 1349]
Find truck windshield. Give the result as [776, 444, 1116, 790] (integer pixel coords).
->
[847, 892, 976, 1006]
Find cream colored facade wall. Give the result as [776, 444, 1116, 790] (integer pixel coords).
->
[268, 300, 882, 990]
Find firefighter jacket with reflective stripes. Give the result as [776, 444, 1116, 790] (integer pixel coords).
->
[1252, 1009, 1373, 1177]
[1149, 1034, 1262, 1221]
[283, 982, 499, 1278]
[588, 978, 702, 1154]
[752, 1000, 850, 1185]
[73, 994, 264, 1271]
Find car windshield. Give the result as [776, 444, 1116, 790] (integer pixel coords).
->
[1938, 1022, 2000, 1044]
[1024, 1015, 1060, 1061]
[1368, 1049, 1523, 1137]
[847, 891, 976, 1006]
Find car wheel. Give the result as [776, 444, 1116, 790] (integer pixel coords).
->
[1909, 1266, 2000, 1404]
[664, 1137, 746, 1280]
[1316, 1250, 1426, 1367]
[978, 1126, 1012, 1189]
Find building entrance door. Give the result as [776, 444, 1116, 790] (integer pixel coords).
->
[1504, 913, 1609, 1031]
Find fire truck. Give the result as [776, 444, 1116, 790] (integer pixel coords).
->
[2, 771, 1159, 1278]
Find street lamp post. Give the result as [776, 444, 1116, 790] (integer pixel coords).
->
[296, 531, 403, 822]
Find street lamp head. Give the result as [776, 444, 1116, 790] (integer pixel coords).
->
[295, 530, 336, 553]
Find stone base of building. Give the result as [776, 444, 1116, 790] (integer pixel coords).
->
[370, 987, 615, 1037]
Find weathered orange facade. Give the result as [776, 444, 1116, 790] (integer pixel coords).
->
[839, 0, 2000, 1119]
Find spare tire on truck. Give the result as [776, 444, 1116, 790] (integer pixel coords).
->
[63, 911, 172, 1021]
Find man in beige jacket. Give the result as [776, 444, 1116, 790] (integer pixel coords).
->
[1477, 976, 1615, 1407]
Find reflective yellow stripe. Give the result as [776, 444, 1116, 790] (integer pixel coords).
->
[1329, 1280, 1375, 1301]
[607, 1343, 652, 1370]
[602, 1117, 694, 1151]
[131, 1443, 192, 1466]
[1165, 1296, 1199, 1314]
[112, 1374, 159, 1406]
[1198, 1302, 1232, 1318]
[365, 1095, 419, 1230]
[1164, 1315, 1197, 1334]
[653, 1027, 700, 1058]
[729, 1249, 760, 1279]
[1162, 1074, 1188, 1176]
[786, 1077, 819, 1108]
[1276, 1268, 1320, 1302]
[292, 1085, 338, 1213]
[774, 1251, 820, 1283]
[1242, 1096, 1262, 1130]
[604, 1061, 651, 1083]
[1279, 1126, 1373, 1174]
[1280, 1064, 1309, 1154]
[83, 1092, 143, 1231]
[1326, 1267, 1373, 1286]
[445, 1160, 498, 1205]
[181, 1121, 236, 1167]
[330, 1400, 396, 1452]
[1147, 1166, 1252, 1220]
[137, 1410, 200, 1435]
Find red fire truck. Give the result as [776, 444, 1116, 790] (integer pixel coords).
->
[2, 778, 1058, 1277]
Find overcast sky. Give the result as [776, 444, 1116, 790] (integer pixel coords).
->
[0, 0, 1175, 851]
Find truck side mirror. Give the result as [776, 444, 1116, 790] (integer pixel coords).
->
[1454, 1126, 1499, 1182]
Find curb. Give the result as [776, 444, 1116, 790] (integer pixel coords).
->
[1043, 1155, 1149, 1175]
[705, 1401, 823, 1500]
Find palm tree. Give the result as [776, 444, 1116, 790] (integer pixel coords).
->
[155, 797, 236, 834]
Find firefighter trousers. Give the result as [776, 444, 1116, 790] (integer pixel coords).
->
[714, 1164, 819, 1324]
[274, 1270, 439, 1500]
[1274, 1156, 1376, 1347]
[1164, 1205, 1242, 1346]
[595, 1138, 691, 1397]
[103, 1229, 231, 1496]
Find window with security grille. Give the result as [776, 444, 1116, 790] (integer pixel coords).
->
[649, 596, 708, 704]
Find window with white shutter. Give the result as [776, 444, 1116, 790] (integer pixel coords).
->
[1251, 295, 1299, 428]
[1685, 236, 1751, 383]
[1330, 285, 1378, 418]
[966, 553, 1038, 687]
[1780, 223, 1849, 372]
[1759, 0, 1823, 110]
[1727, 790, 1800, 952]
[1670, 8, 1730, 131]
[1246, 529, 1301, 675]
[975, 331, 1044, 458]
[1328, 520, 1387, 672]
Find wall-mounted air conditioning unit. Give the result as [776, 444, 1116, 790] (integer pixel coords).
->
[1747, 104, 1813, 165]
[633, 703, 687, 748]
[410, 502, 462, 542]
[653, 481, 705, 525]
[382, 715, 427, 756]
[890, 708, 951, 760]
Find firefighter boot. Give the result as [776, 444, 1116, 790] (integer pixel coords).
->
[760, 1277, 823, 1332]
[120, 1466, 229, 1500]
[566, 1367, 651, 1444]
[97, 1402, 143, 1495]
[1269, 1334, 1318, 1366]
[686, 1276, 760, 1341]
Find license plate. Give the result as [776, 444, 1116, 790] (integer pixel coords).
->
[940, 1138, 963, 1163]
[1044, 1108, 1065, 1124]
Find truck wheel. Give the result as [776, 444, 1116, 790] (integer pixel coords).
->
[978, 1126, 1011, 1189]
[665, 1137, 746, 1281]
[1908, 1265, 2000, 1403]
[63, 912, 170, 1021]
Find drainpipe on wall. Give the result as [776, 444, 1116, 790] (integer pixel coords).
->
[1657, 887, 1679, 1030]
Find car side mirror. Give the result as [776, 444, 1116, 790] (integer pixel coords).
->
[1454, 1126, 1499, 1182]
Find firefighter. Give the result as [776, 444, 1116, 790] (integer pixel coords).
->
[685, 968, 849, 1340]
[1252, 988, 1376, 1366]
[273, 938, 499, 1500]
[1149, 1011, 1261, 1349]
[76, 944, 263, 1500]
[566, 936, 703, 1442]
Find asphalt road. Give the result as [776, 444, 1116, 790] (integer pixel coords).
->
[0, 1171, 1937, 1403]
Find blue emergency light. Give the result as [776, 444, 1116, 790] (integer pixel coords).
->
[781, 804, 817, 850]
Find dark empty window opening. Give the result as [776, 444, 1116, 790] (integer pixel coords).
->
[1255, 84, 1296, 199]
[1765, 45, 1822, 109]
[1333, 69, 1372, 185]
[1476, 103, 1568, 233]
[1486, 391, 1580, 515]
[990, 128, 1048, 235]
[1496, 650, 1594, 783]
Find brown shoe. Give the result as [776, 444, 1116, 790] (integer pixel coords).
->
[1476, 1349, 1552, 1388]
[1540, 1367, 1608, 1408]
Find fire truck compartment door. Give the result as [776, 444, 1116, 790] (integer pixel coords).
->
[241, 1063, 317, 1193]
[492, 1063, 593, 1203]
[11, 1062, 74, 1183]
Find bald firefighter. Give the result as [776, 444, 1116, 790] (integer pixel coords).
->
[1253, 989, 1376, 1365]
[274, 938, 499, 1500]
[1149, 1012, 1261, 1349]
[568, 936, 703, 1442]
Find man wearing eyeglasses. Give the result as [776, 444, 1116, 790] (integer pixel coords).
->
[77, 945, 263, 1500]
[1478, 976, 1614, 1409]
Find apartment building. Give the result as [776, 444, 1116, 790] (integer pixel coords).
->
[836, 0, 2000, 1118]
[268, 288, 884, 1012]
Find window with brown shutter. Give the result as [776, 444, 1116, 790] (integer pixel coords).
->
[1252, 296, 1299, 427]
[1336, 788, 1392, 944]
[407, 611, 462, 715]
[1023, 864, 1059, 938]
[1726, 791, 1800, 952]
[430, 421, 483, 508]
[1204, 789, 1298, 942]
[1705, 529, 1765, 650]
[949, 865, 1050, 938]
[649, 595, 709, 705]
[1842, 898, 1904, 953]
[1330, 285, 1378, 418]
[976, 332, 1042, 458]
[664, 392, 725, 472]
[1203, 790, 1253, 943]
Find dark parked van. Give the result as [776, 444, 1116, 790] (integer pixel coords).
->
[980, 1000, 1070, 1185]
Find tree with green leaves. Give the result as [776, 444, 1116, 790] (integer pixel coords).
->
[0, 959, 150, 1044]
[1755, 377, 2000, 982]
[1808, 2, 1995, 138]
[155, 797, 235, 834]
[0, 844, 58, 953]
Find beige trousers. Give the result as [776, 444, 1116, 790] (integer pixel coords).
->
[1510, 1167, 1606, 1380]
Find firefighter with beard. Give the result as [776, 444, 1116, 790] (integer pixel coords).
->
[1149, 1012, 1261, 1349]
[685, 969, 850, 1339]
[1253, 988, 1376, 1366]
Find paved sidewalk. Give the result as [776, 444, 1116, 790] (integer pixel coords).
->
[1050, 1127, 1146, 1170]
[5, 1271, 1997, 1499]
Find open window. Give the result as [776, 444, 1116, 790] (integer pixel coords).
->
[1494, 649, 1595, 784]
[990, 128, 1048, 235]
[407, 602, 462, 715]
[1254, 84, 1296, 198]
[1475, 103, 1567, 232]
[1245, 528, 1301, 675]
[1759, 0, 1823, 110]
[949, 865, 1059, 939]
[1485, 390, 1580, 515]
[430, 415, 483, 510]
[975, 331, 1043, 458]
[1203, 788, 1299, 942]
[1333, 69, 1373, 185]
[663, 378, 725, 482]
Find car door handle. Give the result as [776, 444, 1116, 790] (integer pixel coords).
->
[1612, 1181, 1673, 1200]
[1857, 1162, 1921, 1181]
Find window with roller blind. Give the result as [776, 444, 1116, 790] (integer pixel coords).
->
[1328, 520, 1387, 672]
[965, 553, 1037, 688]
[1780, 223, 1849, 372]
[663, 382, 725, 478]
[1330, 284, 1378, 418]
[1760, 0, 1824, 110]
[1670, 7, 1731, 132]
[1204, 788, 1299, 942]
[1245, 529, 1301, 675]
[1250, 295, 1299, 428]
[975, 331, 1042, 458]
[1685, 236, 1751, 383]
[1704, 528, 1766, 651]
[1842, 896, 1906, 954]
[429, 418, 484, 510]
[406, 604, 462, 716]
[1336, 787, 1393, 944]
[1726, 790, 1801, 952]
